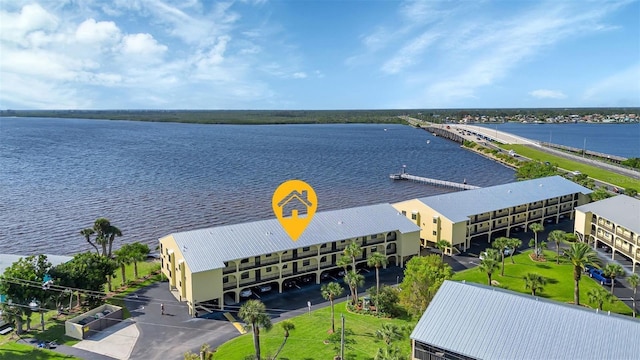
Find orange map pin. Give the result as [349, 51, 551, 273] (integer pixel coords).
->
[272, 180, 317, 241]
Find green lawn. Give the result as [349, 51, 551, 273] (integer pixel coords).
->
[452, 250, 633, 315]
[108, 260, 162, 291]
[0, 342, 80, 359]
[213, 302, 416, 360]
[501, 144, 640, 190]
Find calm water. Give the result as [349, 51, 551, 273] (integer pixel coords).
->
[477, 122, 640, 158]
[0, 117, 516, 255]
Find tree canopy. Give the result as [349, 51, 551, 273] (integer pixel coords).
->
[399, 255, 453, 316]
[516, 161, 557, 180]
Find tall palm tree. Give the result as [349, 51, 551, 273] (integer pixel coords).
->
[321, 282, 344, 333]
[337, 255, 351, 272]
[479, 251, 500, 286]
[435, 240, 449, 260]
[507, 238, 522, 264]
[375, 323, 404, 346]
[344, 241, 362, 271]
[80, 228, 99, 254]
[272, 320, 295, 360]
[92, 218, 122, 258]
[548, 230, 566, 264]
[492, 237, 510, 276]
[238, 299, 272, 360]
[563, 242, 600, 306]
[367, 252, 388, 309]
[587, 287, 613, 310]
[523, 273, 546, 296]
[603, 263, 625, 295]
[627, 274, 639, 318]
[529, 222, 544, 258]
[345, 270, 365, 306]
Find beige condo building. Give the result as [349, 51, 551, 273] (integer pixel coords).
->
[159, 203, 420, 315]
[574, 194, 640, 273]
[393, 176, 592, 254]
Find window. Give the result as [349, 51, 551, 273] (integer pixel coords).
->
[241, 272, 249, 279]
[432, 231, 437, 236]
[241, 258, 249, 263]
[266, 266, 272, 273]
[303, 247, 310, 252]
[411, 213, 417, 220]
[302, 259, 310, 267]
[433, 218, 438, 224]
[223, 276, 229, 283]
[401, 210, 406, 216]
[283, 264, 288, 269]
[265, 253, 272, 257]
[320, 256, 327, 262]
[371, 234, 378, 239]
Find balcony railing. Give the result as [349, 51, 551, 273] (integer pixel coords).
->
[223, 267, 236, 274]
[239, 262, 257, 271]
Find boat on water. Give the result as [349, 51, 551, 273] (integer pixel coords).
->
[426, 140, 431, 144]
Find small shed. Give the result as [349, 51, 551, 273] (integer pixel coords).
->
[65, 304, 123, 340]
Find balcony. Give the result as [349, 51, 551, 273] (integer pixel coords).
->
[239, 275, 279, 288]
[223, 267, 236, 275]
[239, 262, 258, 271]
[223, 283, 237, 291]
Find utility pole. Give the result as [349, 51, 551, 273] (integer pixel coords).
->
[340, 314, 345, 360]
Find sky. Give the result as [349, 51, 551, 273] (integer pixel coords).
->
[0, 0, 639, 110]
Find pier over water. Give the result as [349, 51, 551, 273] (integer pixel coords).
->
[390, 166, 480, 190]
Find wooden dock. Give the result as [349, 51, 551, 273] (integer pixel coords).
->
[389, 170, 480, 190]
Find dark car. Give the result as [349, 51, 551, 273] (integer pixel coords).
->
[283, 279, 298, 289]
[588, 267, 612, 286]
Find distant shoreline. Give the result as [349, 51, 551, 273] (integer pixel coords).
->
[1, 108, 637, 125]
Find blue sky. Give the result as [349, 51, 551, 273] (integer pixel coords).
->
[1, 0, 638, 110]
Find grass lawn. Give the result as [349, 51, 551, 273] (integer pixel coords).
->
[452, 250, 633, 315]
[0, 342, 80, 359]
[108, 260, 162, 292]
[501, 144, 640, 190]
[214, 302, 417, 360]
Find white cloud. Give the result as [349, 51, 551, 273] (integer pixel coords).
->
[529, 89, 567, 99]
[292, 72, 307, 79]
[0, 3, 58, 46]
[75, 19, 121, 44]
[381, 31, 439, 74]
[121, 33, 167, 56]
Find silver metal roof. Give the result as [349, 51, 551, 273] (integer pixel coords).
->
[416, 176, 592, 223]
[1, 254, 72, 274]
[576, 195, 640, 234]
[411, 280, 640, 360]
[168, 203, 420, 273]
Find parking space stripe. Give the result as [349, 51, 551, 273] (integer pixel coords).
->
[224, 312, 247, 334]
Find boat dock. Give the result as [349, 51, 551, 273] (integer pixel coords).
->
[390, 167, 480, 190]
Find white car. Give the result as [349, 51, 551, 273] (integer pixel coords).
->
[239, 288, 253, 298]
[503, 248, 513, 256]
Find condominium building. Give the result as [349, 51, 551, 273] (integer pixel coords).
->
[574, 195, 640, 272]
[393, 176, 591, 254]
[411, 280, 640, 360]
[159, 203, 420, 316]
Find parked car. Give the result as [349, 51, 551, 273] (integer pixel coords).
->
[239, 288, 253, 298]
[503, 248, 514, 256]
[588, 268, 612, 286]
[255, 284, 272, 293]
[283, 279, 298, 289]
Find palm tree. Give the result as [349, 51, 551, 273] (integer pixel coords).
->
[435, 239, 449, 260]
[587, 287, 613, 310]
[345, 270, 365, 306]
[92, 218, 122, 258]
[548, 230, 566, 264]
[321, 282, 344, 333]
[563, 242, 600, 306]
[375, 346, 407, 360]
[344, 241, 362, 271]
[529, 222, 544, 258]
[129, 242, 150, 279]
[113, 247, 131, 286]
[375, 323, 404, 346]
[238, 299, 272, 360]
[80, 228, 99, 254]
[337, 255, 351, 272]
[603, 263, 625, 295]
[367, 252, 388, 309]
[479, 251, 500, 286]
[523, 273, 546, 296]
[507, 238, 522, 264]
[492, 237, 510, 276]
[627, 274, 639, 317]
[272, 320, 295, 360]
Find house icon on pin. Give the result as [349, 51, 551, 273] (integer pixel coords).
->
[277, 190, 313, 218]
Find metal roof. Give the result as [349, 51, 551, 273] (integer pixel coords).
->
[0, 254, 73, 274]
[168, 203, 420, 273]
[576, 195, 640, 234]
[416, 176, 592, 223]
[411, 280, 640, 360]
